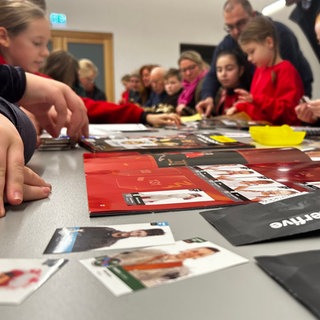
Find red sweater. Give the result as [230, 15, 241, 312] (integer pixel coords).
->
[0, 55, 145, 124]
[235, 60, 303, 125]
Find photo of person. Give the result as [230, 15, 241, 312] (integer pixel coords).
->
[80, 238, 248, 296]
[0, 269, 41, 289]
[44, 222, 175, 254]
[138, 189, 213, 205]
[236, 187, 300, 202]
[220, 177, 280, 191]
[197, 164, 260, 180]
[96, 246, 218, 288]
[0, 258, 66, 305]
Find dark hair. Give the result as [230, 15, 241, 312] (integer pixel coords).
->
[164, 68, 182, 81]
[238, 16, 279, 52]
[216, 47, 252, 90]
[41, 50, 79, 87]
[223, 0, 253, 15]
[144, 228, 165, 236]
[204, 247, 220, 253]
[138, 64, 159, 104]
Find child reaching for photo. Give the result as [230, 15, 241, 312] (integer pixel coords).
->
[226, 15, 304, 125]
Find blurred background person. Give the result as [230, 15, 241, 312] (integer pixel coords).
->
[213, 48, 251, 115]
[41, 49, 86, 97]
[176, 50, 208, 116]
[139, 64, 158, 105]
[144, 66, 168, 107]
[119, 72, 142, 105]
[79, 58, 107, 101]
[286, 0, 320, 63]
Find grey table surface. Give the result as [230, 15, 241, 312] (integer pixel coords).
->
[0, 134, 318, 320]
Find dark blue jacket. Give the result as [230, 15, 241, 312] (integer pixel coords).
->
[289, 0, 320, 63]
[0, 65, 36, 163]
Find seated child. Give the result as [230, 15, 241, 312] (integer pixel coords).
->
[226, 16, 303, 125]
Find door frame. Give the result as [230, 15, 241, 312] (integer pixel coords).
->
[50, 30, 115, 101]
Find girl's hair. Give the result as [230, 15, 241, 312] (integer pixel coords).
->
[138, 64, 158, 104]
[216, 48, 247, 70]
[238, 15, 279, 52]
[0, 0, 46, 37]
[41, 50, 79, 88]
[139, 64, 158, 80]
[178, 50, 204, 69]
[216, 48, 252, 90]
[26, 0, 47, 11]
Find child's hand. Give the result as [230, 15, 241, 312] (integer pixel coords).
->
[234, 89, 253, 103]
[225, 106, 237, 115]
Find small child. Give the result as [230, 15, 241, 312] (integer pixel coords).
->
[144, 68, 183, 114]
[163, 68, 183, 110]
[213, 48, 252, 115]
[226, 15, 304, 125]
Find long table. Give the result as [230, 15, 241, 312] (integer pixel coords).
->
[0, 131, 319, 320]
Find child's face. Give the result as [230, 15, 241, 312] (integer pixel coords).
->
[164, 76, 182, 96]
[216, 54, 243, 89]
[129, 76, 141, 92]
[2, 18, 50, 73]
[240, 38, 274, 68]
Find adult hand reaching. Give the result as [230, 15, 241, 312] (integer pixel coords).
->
[196, 97, 214, 118]
[146, 113, 182, 127]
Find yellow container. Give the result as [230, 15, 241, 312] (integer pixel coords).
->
[249, 125, 306, 146]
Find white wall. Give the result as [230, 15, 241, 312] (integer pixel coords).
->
[46, 0, 320, 101]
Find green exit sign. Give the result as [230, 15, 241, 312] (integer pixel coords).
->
[50, 13, 67, 26]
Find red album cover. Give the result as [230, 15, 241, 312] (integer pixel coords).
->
[83, 148, 317, 217]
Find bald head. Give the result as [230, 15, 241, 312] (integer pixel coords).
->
[150, 67, 166, 94]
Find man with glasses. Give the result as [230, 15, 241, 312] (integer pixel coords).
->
[196, 0, 313, 118]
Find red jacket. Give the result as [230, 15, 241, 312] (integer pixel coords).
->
[0, 55, 145, 124]
[236, 60, 303, 125]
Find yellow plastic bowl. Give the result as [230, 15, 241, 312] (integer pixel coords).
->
[249, 125, 306, 146]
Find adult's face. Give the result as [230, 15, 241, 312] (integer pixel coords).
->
[79, 71, 96, 92]
[129, 76, 141, 92]
[129, 230, 148, 237]
[175, 247, 216, 260]
[223, 3, 252, 41]
[179, 59, 201, 83]
[315, 18, 320, 44]
[150, 70, 165, 94]
[141, 68, 151, 87]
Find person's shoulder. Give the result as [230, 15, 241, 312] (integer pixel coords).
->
[272, 19, 294, 34]
[276, 60, 302, 77]
[218, 34, 237, 49]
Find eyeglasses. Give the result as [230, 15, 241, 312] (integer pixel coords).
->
[180, 64, 198, 74]
[224, 18, 249, 33]
[83, 77, 95, 83]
